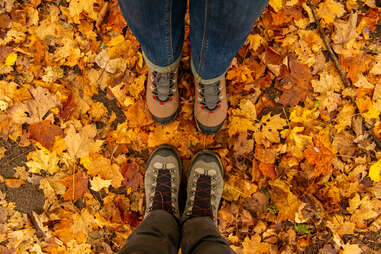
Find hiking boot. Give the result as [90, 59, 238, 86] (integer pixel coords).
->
[146, 69, 179, 124]
[194, 77, 228, 135]
[145, 145, 182, 219]
[183, 151, 224, 224]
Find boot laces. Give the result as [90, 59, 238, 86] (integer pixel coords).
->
[152, 71, 176, 102]
[150, 166, 174, 215]
[199, 81, 221, 110]
[191, 175, 213, 219]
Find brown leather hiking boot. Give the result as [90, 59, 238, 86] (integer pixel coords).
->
[194, 77, 228, 135]
[146, 69, 179, 124]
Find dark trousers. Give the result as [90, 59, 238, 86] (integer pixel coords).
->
[119, 210, 234, 254]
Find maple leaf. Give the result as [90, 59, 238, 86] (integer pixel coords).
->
[369, 159, 381, 182]
[254, 113, 287, 147]
[269, 179, 303, 221]
[318, 90, 341, 113]
[339, 53, 373, 83]
[128, 74, 146, 99]
[228, 116, 255, 137]
[245, 34, 264, 52]
[28, 121, 63, 151]
[335, 104, 355, 133]
[311, 70, 343, 93]
[304, 133, 335, 178]
[233, 132, 254, 156]
[8, 86, 60, 124]
[333, 13, 358, 45]
[317, 0, 345, 24]
[64, 124, 103, 158]
[278, 85, 308, 107]
[223, 175, 257, 201]
[284, 126, 312, 159]
[231, 99, 257, 121]
[90, 175, 111, 192]
[26, 145, 60, 174]
[81, 153, 124, 188]
[60, 171, 89, 202]
[254, 145, 277, 164]
[65, 0, 101, 24]
[120, 162, 143, 192]
[242, 234, 272, 254]
[105, 0, 127, 34]
[258, 162, 277, 180]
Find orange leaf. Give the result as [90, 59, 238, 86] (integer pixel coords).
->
[304, 134, 334, 177]
[60, 171, 89, 201]
[5, 179, 25, 188]
[258, 162, 277, 180]
[28, 121, 63, 151]
[106, 1, 127, 34]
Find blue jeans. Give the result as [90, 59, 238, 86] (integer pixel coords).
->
[118, 0, 268, 83]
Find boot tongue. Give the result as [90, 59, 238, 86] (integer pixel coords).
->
[201, 82, 220, 110]
[155, 73, 172, 101]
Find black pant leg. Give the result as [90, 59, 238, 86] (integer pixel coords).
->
[119, 210, 180, 254]
[180, 217, 234, 254]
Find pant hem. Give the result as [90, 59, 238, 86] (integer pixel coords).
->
[191, 58, 226, 84]
[143, 51, 181, 73]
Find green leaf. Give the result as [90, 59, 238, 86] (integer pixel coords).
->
[294, 223, 310, 234]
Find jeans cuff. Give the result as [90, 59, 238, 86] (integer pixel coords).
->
[143, 51, 181, 73]
[190, 58, 227, 84]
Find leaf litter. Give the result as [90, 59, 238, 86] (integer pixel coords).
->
[0, 0, 380, 253]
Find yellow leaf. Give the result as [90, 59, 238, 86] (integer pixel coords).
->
[5, 52, 17, 66]
[228, 116, 255, 137]
[129, 74, 146, 98]
[90, 176, 112, 192]
[317, 0, 345, 24]
[26, 148, 60, 174]
[369, 159, 381, 182]
[137, 52, 143, 69]
[81, 153, 124, 188]
[245, 34, 264, 52]
[269, 0, 283, 12]
[335, 104, 355, 133]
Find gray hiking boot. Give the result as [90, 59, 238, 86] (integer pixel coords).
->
[145, 145, 182, 219]
[183, 151, 224, 224]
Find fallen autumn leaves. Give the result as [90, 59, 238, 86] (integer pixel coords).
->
[0, 0, 380, 253]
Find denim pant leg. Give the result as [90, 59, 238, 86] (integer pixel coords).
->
[119, 210, 180, 254]
[181, 217, 234, 254]
[190, 0, 269, 82]
[118, 0, 186, 72]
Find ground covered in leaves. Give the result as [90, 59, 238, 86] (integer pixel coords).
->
[0, 0, 380, 253]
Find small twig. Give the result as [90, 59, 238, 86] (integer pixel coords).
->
[306, 0, 350, 88]
[307, 0, 381, 150]
[96, 2, 109, 31]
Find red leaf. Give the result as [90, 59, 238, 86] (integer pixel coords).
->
[60, 93, 76, 121]
[120, 162, 143, 192]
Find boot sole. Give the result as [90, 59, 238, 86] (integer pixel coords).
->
[195, 118, 226, 135]
[150, 109, 178, 125]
